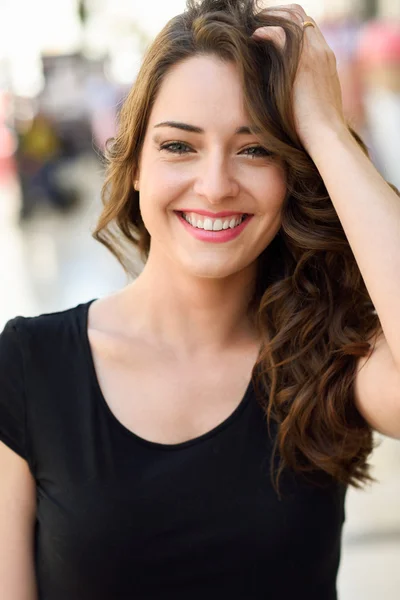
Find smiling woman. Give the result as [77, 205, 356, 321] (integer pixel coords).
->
[1, 1, 399, 599]
[94, 0, 382, 490]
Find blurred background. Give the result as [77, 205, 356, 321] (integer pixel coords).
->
[0, 1, 399, 597]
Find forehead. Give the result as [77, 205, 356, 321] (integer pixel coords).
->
[148, 55, 249, 130]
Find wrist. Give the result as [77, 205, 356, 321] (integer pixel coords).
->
[303, 122, 354, 159]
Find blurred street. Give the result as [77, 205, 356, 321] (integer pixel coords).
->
[0, 154, 127, 323]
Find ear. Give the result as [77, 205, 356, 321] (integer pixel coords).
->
[132, 167, 140, 191]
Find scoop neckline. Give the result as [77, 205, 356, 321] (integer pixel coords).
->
[81, 298, 253, 451]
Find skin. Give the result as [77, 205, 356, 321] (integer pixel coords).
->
[109, 53, 288, 357]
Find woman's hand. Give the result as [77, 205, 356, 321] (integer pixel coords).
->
[252, 4, 347, 154]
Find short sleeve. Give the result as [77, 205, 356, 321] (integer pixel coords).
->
[0, 318, 28, 459]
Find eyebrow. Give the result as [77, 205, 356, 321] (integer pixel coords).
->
[153, 121, 261, 135]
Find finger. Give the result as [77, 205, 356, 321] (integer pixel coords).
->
[253, 12, 323, 48]
[281, 3, 308, 19]
[300, 17, 331, 49]
[256, 4, 322, 35]
[252, 6, 307, 44]
[252, 25, 286, 49]
[301, 16, 319, 32]
[259, 4, 306, 25]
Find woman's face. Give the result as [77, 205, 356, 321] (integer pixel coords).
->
[136, 54, 287, 280]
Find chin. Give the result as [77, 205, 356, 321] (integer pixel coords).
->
[177, 253, 254, 281]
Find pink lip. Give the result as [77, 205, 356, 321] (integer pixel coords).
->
[176, 212, 253, 243]
[177, 209, 248, 218]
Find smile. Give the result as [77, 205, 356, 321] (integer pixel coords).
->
[175, 211, 253, 244]
[180, 211, 248, 231]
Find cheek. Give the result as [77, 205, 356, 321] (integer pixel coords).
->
[257, 170, 287, 214]
[138, 187, 177, 237]
[141, 167, 190, 212]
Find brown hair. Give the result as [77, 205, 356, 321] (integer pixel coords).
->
[93, 0, 390, 495]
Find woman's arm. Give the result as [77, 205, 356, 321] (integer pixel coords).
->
[253, 5, 400, 435]
[308, 125, 400, 371]
[307, 125, 400, 438]
[0, 440, 38, 600]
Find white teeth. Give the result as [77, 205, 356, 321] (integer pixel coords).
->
[213, 219, 223, 231]
[204, 218, 213, 231]
[182, 212, 245, 230]
[229, 218, 237, 229]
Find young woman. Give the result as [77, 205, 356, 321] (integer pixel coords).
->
[1, 1, 399, 598]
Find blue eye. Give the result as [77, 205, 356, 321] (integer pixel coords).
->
[159, 142, 273, 158]
[241, 146, 273, 158]
[160, 142, 192, 154]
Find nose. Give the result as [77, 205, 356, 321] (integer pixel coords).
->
[193, 153, 240, 205]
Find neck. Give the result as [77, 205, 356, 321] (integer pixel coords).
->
[121, 253, 259, 358]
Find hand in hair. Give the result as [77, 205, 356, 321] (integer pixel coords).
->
[252, 4, 346, 154]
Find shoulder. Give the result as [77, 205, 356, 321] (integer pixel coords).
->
[2, 299, 95, 342]
[1, 299, 96, 370]
[0, 300, 96, 464]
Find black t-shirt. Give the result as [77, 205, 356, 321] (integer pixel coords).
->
[0, 300, 347, 599]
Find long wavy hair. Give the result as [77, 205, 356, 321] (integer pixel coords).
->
[93, 0, 393, 495]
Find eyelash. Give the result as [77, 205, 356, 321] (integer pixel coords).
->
[159, 141, 273, 158]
